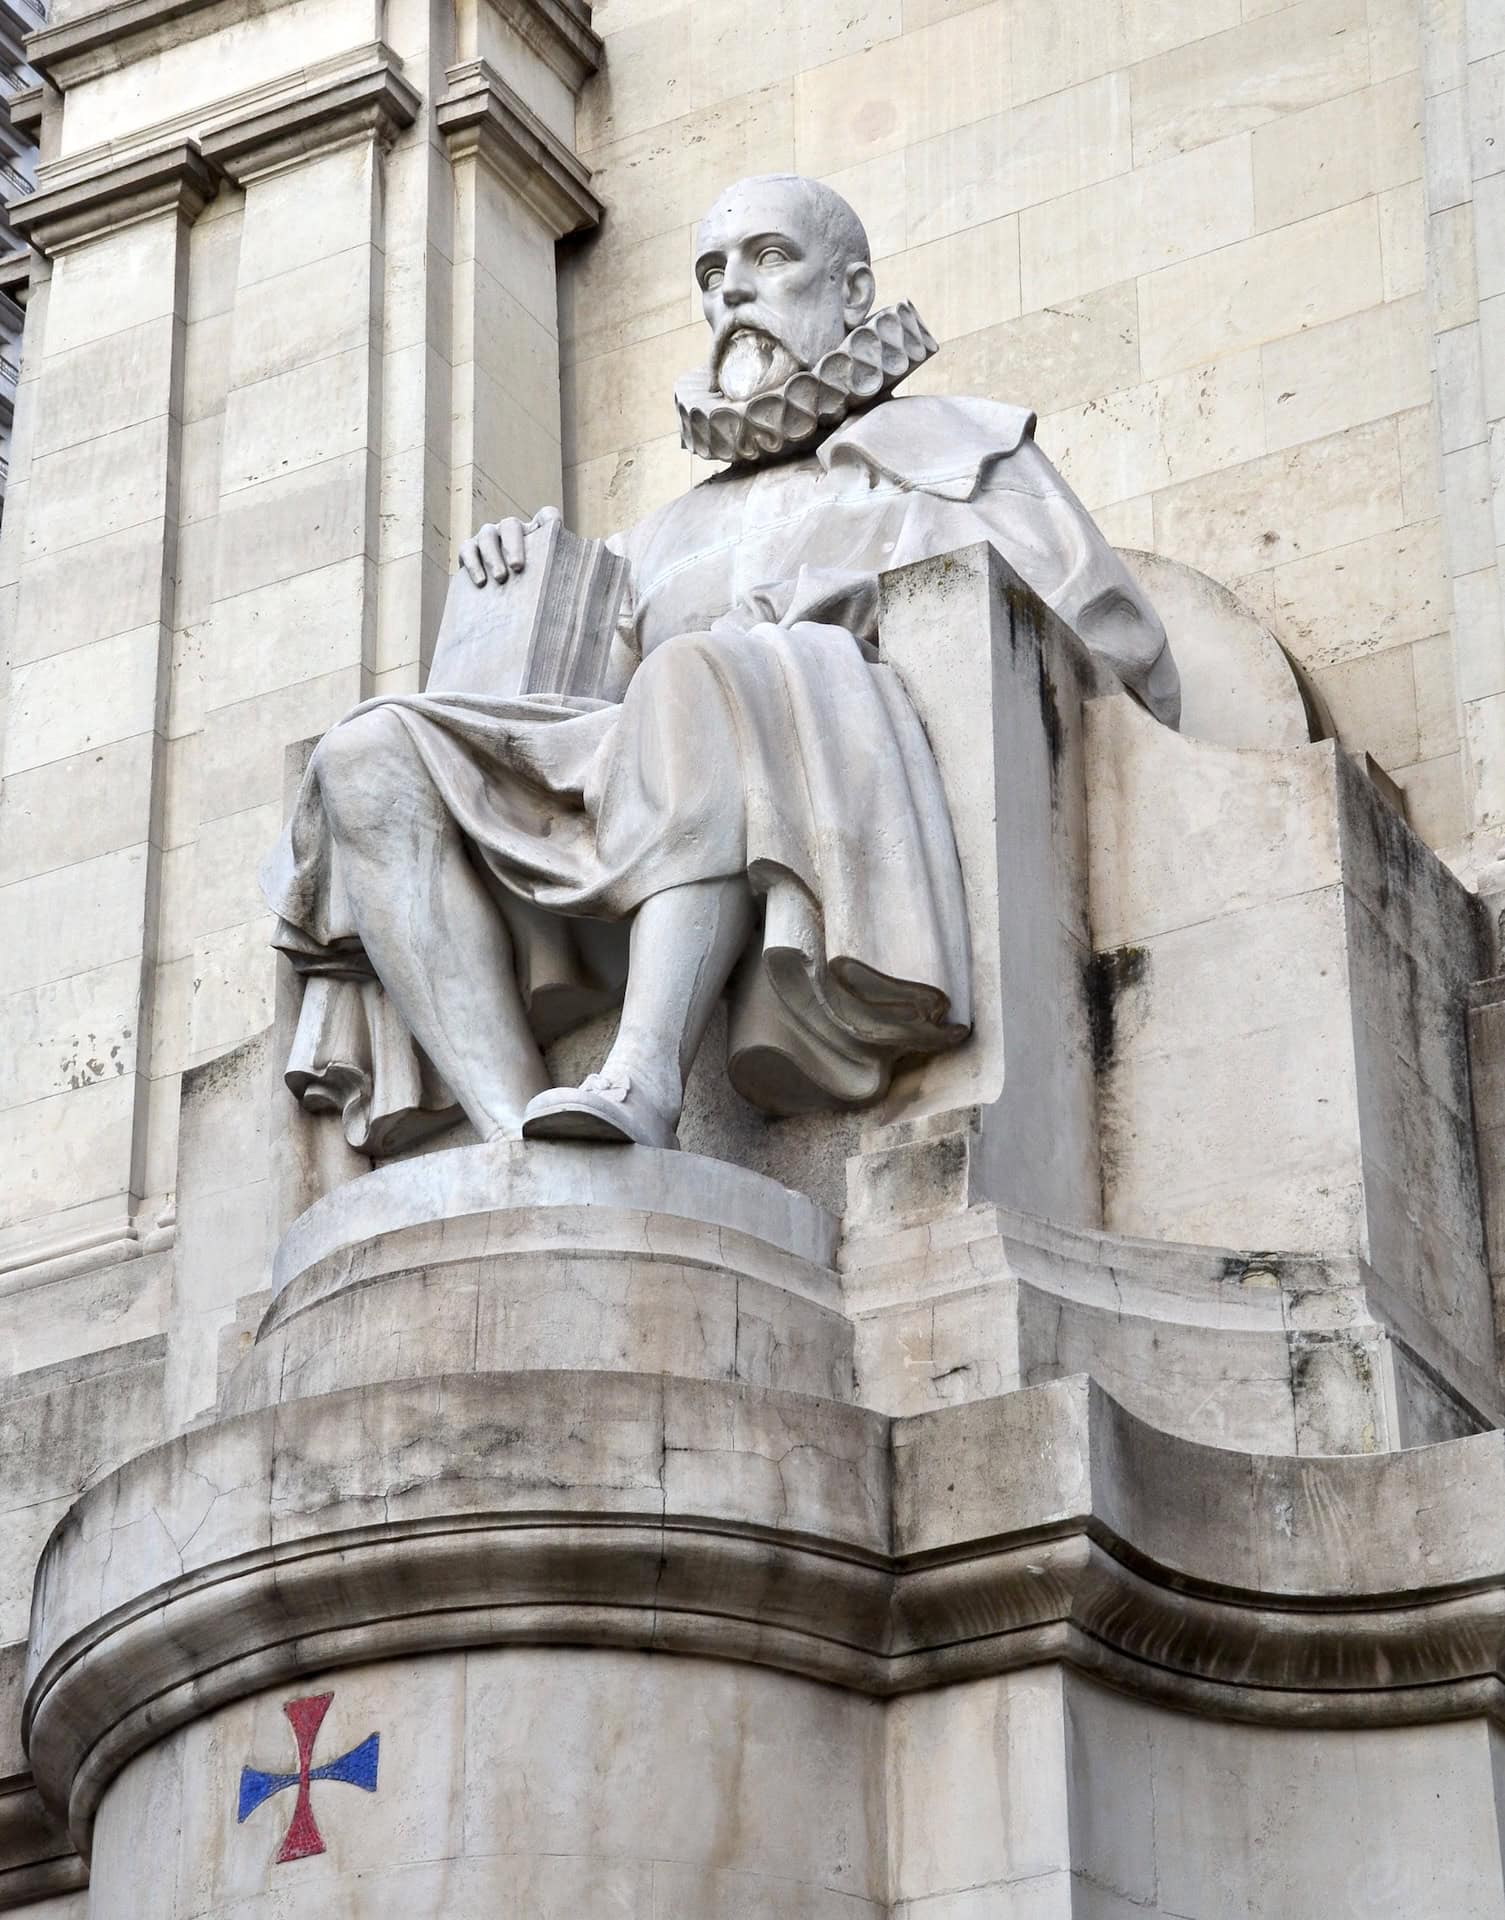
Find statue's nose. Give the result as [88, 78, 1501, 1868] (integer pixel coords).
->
[722, 267, 755, 306]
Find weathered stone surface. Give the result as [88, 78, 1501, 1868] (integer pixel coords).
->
[29, 1365, 1505, 1890]
[224, 1140, 853, 1410]
[2, 3, 1501, 1914]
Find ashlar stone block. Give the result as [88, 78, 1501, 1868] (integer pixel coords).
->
[1139, 194, 1386, 378]
[1129, 0, 1369, 169]
[1020, 129, 1254, 311]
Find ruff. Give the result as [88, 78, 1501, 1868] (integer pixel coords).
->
[675, 301, 938, 466]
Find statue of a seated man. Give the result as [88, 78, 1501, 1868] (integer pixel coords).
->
[263, 173, 1180, 1156]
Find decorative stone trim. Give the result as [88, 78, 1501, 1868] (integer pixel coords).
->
[489, 0, 601, 94]
[199, 50, 419, 185]
[29, 0, 598, 94]
[9, 138, 217, 251]
[29, 0, 308, 87]
[437, 58, 600, 238]
[0, 248, 29, 307]
[26, 1368, 1505, 1853]
[0, 1775, 83, 1905]
[6, 82, 40, 139]
[27, 0, 214, 85]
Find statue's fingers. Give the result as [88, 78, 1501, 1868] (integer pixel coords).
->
[477, 523, 508, 584]
[458, 539, 487, 587]
[500, 518, 528, 575]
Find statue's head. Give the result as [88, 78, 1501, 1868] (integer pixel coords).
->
[694, 174, 876, 401]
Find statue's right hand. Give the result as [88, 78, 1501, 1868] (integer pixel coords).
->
[458, 505, 560, 586]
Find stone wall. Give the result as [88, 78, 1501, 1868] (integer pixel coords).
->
[561, 0, 1453, 840]
[3, 2, 1505, 1911]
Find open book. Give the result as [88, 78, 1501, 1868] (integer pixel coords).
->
[427, 512, 632, 705]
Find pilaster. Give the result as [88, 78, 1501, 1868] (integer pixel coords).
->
[439, 55, 599, 586]
[0, 0, 604, 1364]
[0, 146, 201, 1282]
[1422, 0, 1505, 847]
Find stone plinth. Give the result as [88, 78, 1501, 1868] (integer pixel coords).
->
[224, 1141, 852, 1411]
[27, 1369, 1505, 1911]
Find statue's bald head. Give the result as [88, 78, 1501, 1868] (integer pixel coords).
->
[696, 174, 871, 271]
[693, 174, 877, 400]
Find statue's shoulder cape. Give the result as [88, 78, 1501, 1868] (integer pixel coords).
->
[819, 394, 1039, 500]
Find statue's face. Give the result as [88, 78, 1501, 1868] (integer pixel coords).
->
[694, 179, 874, 402]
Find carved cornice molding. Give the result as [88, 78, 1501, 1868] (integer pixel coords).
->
[9, 138, 217, 250]
[0, 254, 29, 315]
[30, 0, 599, 94]
[6, 82, 40, 139]
[24, 1369, 1505, 1855]
[437, 58, 600, 237]
[11, 49, 419, 252]
[198, 49, 419, 184]
[0, 1775, 84, 1906]
[490, 0, 601, 94]
[31, 0, 291, 87]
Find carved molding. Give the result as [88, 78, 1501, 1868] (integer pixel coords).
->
[30, 0, 325, 87]
[30, 0, 599, 94]
[198, 50, 419, 184]
[11, 49, 420, 253]
[6, 83, 41, 139]
[0, 1775, 84, 1907]
[25, 1368, 1505, 1855]
[437, 58, 600, 237]
[489, 0, 601, 94]
[29, 0, 220, 84]
[9, 138, 217, 251]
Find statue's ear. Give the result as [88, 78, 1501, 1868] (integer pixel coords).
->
[843, 262, 876, 327]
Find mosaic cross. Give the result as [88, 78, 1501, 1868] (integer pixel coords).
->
[237, 1692, 380, 1863]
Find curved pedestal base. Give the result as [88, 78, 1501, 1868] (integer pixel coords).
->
[226, 1142, 852, 1412]
[27, 1366, 1505, 1871]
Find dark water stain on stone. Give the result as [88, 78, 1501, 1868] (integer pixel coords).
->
[1085, 944, 1148, 1075]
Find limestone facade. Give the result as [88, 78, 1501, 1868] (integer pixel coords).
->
[4, 0, 1505, 1916]
[565, 0, 1454, 839]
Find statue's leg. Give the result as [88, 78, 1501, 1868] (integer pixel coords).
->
[608, 876, 755, 1117]
[311, 708, 547, 1139]
[522, 876, 753, 1147]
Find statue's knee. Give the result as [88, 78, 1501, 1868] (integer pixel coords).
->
[310, 707, 418, 836]
[640, 630, 721, 683]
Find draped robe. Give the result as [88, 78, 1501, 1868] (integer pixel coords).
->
[262, 395, 1178, 1153]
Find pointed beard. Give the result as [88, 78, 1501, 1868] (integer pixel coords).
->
[713, 327, 804, 402]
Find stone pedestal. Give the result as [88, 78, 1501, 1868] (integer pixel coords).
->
[223, 1141, 851, 1410]
[28, 1356, 1505, 1915]
[13, 559, 1505, 1914]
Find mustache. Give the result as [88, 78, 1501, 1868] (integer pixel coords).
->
[710, 310, 797, 367]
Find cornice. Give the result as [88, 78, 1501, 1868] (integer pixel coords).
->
[491, 0, 600, 94]
[9, 137, 216, 250]
[0, 1774, 83, 1906]
[437, 58, 599, 237]
[6, 82, 40, 139]
[28, 0, 228, 85]
[23, 1369, 1505, 1856]
[30, 0, 598, 93]
[0, 251, 30, 310]
[10, 48, 419, 252]
[198, 49, 419, 184]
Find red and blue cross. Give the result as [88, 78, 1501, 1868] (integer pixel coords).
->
[237, 1692, 380, 1863]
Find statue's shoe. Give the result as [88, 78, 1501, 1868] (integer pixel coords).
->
[521, 1072, 679, 1149]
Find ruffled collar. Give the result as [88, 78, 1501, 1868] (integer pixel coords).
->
[675, 301, 938, 466]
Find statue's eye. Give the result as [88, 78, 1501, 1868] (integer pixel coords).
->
[703, 267, 724, 291]
[758, 247, 789, 268]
